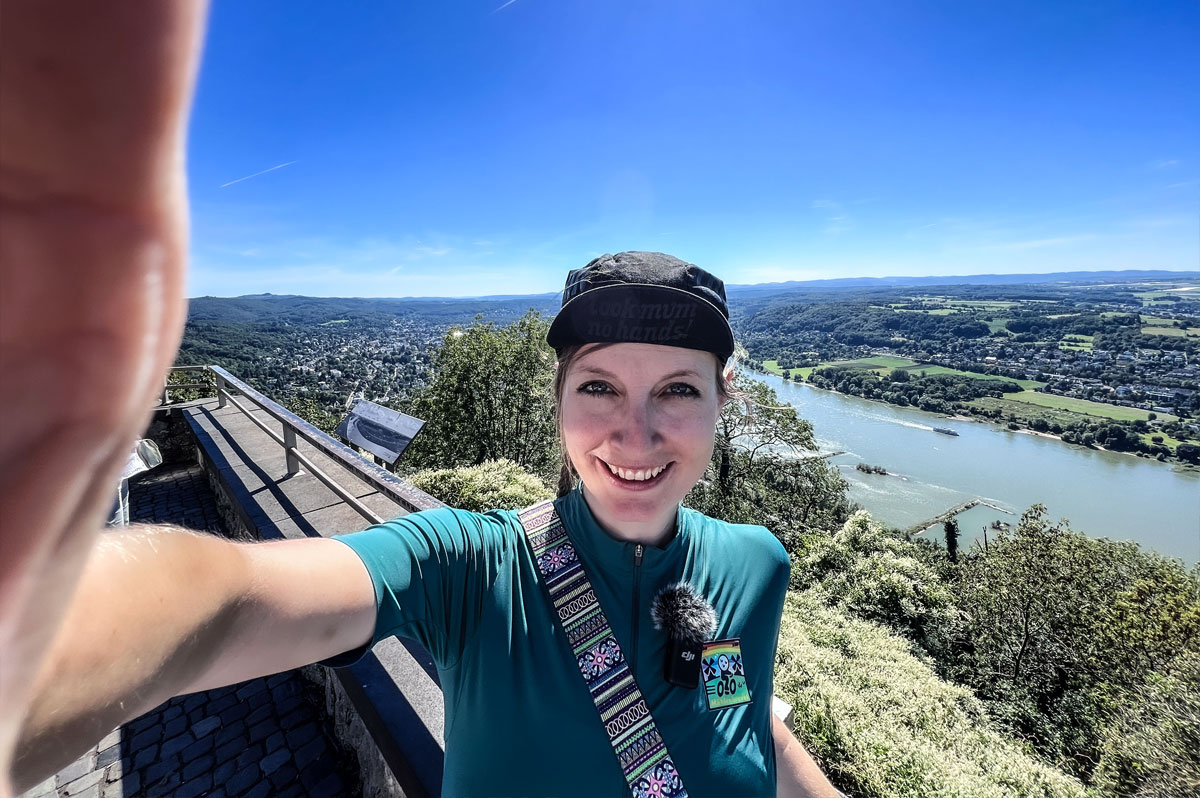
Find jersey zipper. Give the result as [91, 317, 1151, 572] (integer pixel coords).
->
[630, 543, 644, 673]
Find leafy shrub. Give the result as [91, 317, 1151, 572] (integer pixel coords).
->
[1093, 652, 1200, 798]
[791, 511, 955, 654]
[406, 459, 552, 512]
[948, 506, 1200, 778]
[774, 591, 1086, 798]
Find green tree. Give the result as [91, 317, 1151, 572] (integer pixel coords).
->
[283, 396, 340, 434]
[685, 373, 852, 549]
[943, 517, 960, 563]
[949, 505, 1200, 778]
[403, 311, 558, 480]
[1177, 442, 1200, 463]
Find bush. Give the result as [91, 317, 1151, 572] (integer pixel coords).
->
[948, 506, 1200, 778]
[774, 591, 1086, 798]
[1093, 652, 1200, 798]
[791, 511, 955, 655]
[405, 459, 552, 512]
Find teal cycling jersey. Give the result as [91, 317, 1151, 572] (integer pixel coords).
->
[326, 486, 790, 797]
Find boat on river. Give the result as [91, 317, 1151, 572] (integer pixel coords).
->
[932, 427, 959, 436]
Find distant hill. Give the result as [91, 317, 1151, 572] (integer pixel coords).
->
[186, 292, 561, 325]
[188, 271, 1198, 325]
[724, 270, 1199, 297]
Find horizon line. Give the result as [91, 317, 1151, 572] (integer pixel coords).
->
[186, 267, 1200, 301]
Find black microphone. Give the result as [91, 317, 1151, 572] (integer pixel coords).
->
[651, 582, 718, 689]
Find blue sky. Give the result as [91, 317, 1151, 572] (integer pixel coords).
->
[186, 0, 1199, 297]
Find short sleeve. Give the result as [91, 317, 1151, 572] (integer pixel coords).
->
[761, 526, 790, 657]
[318, 507, 517, 669]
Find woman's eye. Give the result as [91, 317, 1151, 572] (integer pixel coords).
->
[578, 381, 612, 396]
[666, 382, 701, 397]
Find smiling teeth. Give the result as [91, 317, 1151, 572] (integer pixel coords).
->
[606, 462, 668, 481]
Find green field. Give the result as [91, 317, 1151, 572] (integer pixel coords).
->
[1136, 290, 1200, 302]
[893, 365, 1044, 389]
[945, 300, 1020, 309]
[1135, 291, 1199, 307]
[892, 307, 957, 315]
[765, 356, 918, 380]
[986, 318, 1011, 333]
[1005, 391, 1173, 421]
[968, 395, 1181, 430]
[873, 304, 959, 316]
[1060, 334, 1094, 351]
[968, 397, 1095, 429]
[763, 360, 816, 380]
[1140, 430, 1186, 453]
[785, 357, 1046, 389]
[836, 355, 919, 370]
[1140, 314, 1200, 337]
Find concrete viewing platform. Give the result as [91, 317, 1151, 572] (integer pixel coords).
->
[185, 398, 408, 539]
[22, 391, 448, 798]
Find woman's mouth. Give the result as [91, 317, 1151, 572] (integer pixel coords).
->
[599, 459, 673, 488]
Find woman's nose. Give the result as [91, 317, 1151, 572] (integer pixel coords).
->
[617, 401, 660, 450]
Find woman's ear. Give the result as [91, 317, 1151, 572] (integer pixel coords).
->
[720, 363, 736, 406]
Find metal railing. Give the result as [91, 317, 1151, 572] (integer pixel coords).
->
[165, 365, 444, 524]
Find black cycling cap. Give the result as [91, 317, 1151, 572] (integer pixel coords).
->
[546, 251, 735, 361]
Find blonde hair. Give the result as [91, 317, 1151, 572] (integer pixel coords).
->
[552, 344, 733, 497]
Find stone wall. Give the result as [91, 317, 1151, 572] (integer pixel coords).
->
[299, 666, 405, 798]
[142, 405, 201, 465]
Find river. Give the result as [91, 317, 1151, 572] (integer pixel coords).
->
[753, 372, 1200, 566]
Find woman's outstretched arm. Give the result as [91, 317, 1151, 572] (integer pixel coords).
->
[11, 527, 375, 794]
[773, 712, 841, 798]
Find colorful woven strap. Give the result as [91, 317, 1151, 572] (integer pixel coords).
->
[518, 500, 688, 798]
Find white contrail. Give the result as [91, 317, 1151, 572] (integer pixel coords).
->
[492, 0, 519, 12]
[220, 161, 297, 188]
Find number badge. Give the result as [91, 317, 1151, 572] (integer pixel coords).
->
[701, 638, 751, 710]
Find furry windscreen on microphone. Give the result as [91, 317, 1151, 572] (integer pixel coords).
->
[651, 582, 718, 645]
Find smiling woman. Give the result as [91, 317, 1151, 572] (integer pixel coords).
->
[316, 252, 838, 796]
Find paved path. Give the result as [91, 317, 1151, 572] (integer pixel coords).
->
[20, 463, 360, 798]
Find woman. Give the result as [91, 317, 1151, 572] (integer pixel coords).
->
[14, 254, 836, 797]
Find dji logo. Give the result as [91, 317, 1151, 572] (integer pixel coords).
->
[680, 651, 695, 661]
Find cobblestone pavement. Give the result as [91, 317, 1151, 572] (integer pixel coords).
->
[20, 463, 360, 798]
[128, 463, 227, 533]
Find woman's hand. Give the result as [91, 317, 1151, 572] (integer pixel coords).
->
[0, 1, 208, 789]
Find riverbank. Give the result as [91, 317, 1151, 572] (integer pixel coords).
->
[756, 364, 1198, 470]
[751, 366, 1200, 567]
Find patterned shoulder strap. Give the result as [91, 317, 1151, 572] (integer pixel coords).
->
[518, 500, 688, 798]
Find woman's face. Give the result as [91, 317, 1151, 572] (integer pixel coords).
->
[560, 343, 723, 539]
